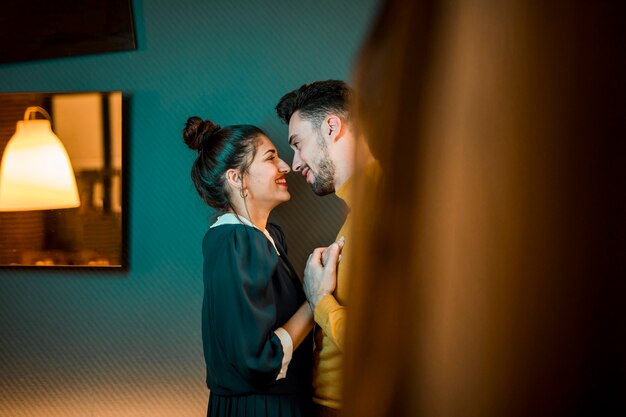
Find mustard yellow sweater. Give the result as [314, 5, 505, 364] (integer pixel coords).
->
[312, 162, 380, 410]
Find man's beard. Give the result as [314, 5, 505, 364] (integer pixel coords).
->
[310, 132, 336, 196]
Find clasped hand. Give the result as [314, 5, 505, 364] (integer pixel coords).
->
[303, 236, 345, 311]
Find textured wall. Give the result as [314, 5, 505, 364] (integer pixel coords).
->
[0, 0, 378, 415]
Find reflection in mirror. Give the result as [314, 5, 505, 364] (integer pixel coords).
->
[0, 92, 127, 267]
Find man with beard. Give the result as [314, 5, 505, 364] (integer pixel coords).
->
[276, 80, 379, 417]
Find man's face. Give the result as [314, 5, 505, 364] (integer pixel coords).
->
[287, 111, 336, 196]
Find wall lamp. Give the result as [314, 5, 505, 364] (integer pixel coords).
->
[0, 106, 80, 211]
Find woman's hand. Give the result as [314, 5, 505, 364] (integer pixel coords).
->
[321, 236, 345, 267]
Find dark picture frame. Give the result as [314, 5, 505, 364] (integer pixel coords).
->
[0, 0, 136, 64]
[0, 91, 130, 269]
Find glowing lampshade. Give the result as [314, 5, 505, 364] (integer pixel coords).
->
[0, 107, 80, 211]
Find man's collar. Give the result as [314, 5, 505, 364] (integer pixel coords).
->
[335, 160, 381, 209]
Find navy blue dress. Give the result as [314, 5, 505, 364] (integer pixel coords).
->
[201, 222, 313, 417]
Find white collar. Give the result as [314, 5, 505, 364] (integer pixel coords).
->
[210, 213, 280, 255]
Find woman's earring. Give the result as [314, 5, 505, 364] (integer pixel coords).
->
[238, 176, 248, 198]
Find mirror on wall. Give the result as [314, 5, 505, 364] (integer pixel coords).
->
[0, 91, 128, 268]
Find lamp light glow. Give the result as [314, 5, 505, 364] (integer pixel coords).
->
[0, 107, 80, 211]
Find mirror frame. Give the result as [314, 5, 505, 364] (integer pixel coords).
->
[0, 91, 130, 270]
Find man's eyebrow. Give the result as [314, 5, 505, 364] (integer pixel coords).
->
[263, 149, 276, 155]
[288, 134, 298, 145]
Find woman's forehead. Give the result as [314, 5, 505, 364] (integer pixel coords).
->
[253, 135, 277, 157]
[256, 134, 275, 149]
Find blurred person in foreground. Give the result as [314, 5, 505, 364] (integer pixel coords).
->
[275, 80, 379, 417]
[342, 0, 624, 416]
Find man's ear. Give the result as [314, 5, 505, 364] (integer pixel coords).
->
[324, 115, 343, 143]
[225, 168, 243, 190]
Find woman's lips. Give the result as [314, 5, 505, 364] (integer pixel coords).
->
[276, 176, 288, 188]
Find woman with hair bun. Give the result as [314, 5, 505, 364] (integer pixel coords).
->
[183, 117, 339, 417]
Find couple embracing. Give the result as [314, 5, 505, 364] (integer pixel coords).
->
[183, 80, 379, 417]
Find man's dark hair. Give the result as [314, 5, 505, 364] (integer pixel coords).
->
[275, 80, 353, 129]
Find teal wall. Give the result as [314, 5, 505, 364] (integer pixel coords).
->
[0, 1, 378, 415]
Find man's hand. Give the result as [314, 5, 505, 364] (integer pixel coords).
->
[304, 239, 343, 311]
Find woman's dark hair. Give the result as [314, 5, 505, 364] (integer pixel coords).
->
[182, 116, 264, 212]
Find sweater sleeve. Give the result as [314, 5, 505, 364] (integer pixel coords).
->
[314, 294, 347, 353]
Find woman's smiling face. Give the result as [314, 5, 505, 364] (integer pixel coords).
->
[243, 135, 291, 210]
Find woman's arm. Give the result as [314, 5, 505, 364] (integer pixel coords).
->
[281, 240, 342, 350]
[281, 301, 314, 350]
[272, 302, 313, 380]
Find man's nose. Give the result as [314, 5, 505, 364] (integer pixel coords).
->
[292, 152, 303, 172]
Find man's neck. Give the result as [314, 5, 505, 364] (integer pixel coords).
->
[334, 140, 376, 191]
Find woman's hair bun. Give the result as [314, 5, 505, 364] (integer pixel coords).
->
[183, 117, 221, 151]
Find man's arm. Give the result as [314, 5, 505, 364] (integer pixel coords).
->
[314, 294, 347, 352]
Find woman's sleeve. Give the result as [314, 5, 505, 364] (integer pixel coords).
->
[208, 227, 286, 387]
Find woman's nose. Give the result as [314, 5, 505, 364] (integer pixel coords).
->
[279, 158, 291, 174]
